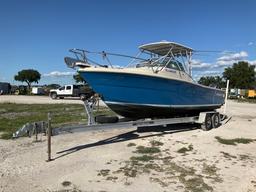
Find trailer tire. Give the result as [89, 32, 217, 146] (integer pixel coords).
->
[201, 113, 212, 131]
[95, 115, 119, 124]
[212, 113, 220, 128]
[50, 92, 57, 99]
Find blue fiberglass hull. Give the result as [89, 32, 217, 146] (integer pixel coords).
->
[80, 71, 225, 118]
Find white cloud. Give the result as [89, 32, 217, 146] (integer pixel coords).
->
[216, 51, 248, 66]
[248, 60, 256, 66]
[201, 70, 221, 75]
[43, 71, 76, 77]
[191, 51, 256, 79]
[248, 42, 254, 46]
[193, 70, 222, 81]
[194, 70, 221, 76]
[191, 59, 211, 69]
[216, 60, 234, 66]
[217, 51, 248, 62]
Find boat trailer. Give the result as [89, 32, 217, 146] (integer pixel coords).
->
[56, 96, 229, 134]
[12, 96, 229, 139]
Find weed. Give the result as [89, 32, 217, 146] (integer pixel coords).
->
[130, 155, 154, 162]
[177, 144, 193, 153]
[220, 151, 237, 159]
[215, 136, 255, 145]
[150, 140, 164, 146]
[178, 175, 213, 192]
[135, 146, 161, 154]
[127, 143, 136, 147]
[165, 162, 213, 192]
[239, 154, 251, 161]
[98, 169, 110, 177]
[123, 168, 137, 177]
[202, 163, 218, 176]
[237, 98, 256, 104]
[145, 163, 164, 172]
[52, 186, 82, 192]
[124, 181, 132, 185]
[166, 162, 195, 175]
[106, 176, 118, 181]
[150, 177, 169, 187]
[175, 140, 188, 144]
[61, 181, 72, 187]
[160, 156, 174, 163]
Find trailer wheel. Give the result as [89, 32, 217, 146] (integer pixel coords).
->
[201, 113, 212, 131]
[95, 115, 119, 124]
[50, 92, 57, 99]
[212, 113, 220, 128]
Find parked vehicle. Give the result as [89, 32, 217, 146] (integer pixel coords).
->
[32, 87, 45, 95]
[248, 90, 256, 98]
[49, 84, 94, 100]
[228, 89, 238, 99]
[0, 82, 11, 95]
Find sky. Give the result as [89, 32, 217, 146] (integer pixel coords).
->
[0, 0, 255, 86]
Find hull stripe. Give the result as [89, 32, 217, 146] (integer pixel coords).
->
[105, 101, 221, 108]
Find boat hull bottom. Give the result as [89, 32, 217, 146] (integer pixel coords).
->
[106, 103, 221, 119]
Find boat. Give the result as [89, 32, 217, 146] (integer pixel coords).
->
[64, 41, 225, 119]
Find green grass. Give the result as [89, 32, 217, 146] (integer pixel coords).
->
[150, 140, 164, 147]
[237, 98, 256, 103]
[239, 154, 251, 161]
[0, 103, 115, 139]
[127, 142, 136, 147]
[97, 169, 110, 177]
[130, 155, 155, 162]
[177, 144, 193, 153]
[215, 136, 256, 145]
[166, 162, 213, 192]
[178, 176, 213, 192]
[134, 146, 161, 154]
[106, 176, 118, 181]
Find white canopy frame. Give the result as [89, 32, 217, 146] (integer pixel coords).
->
[67, 41, 194, 76]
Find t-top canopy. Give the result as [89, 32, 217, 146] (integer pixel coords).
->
[139, 41, 193, 57]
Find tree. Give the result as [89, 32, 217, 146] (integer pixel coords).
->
[14, 69, 41, 90]
[223, 61, 255, 89]
[198, 76, 226, 88]
[46, 84, 60, 89]
[73, 73, 86, 84]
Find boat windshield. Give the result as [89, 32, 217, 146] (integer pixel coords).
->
[162, 58, 185, 72]
[136, 57, 185, 72]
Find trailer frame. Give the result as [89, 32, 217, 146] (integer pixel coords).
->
[77, 98, 227, 133]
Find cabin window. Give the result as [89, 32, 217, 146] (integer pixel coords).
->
[66, 86, 71, 90]
[59, 86, 65, 91]
[165, 60, 185, 72]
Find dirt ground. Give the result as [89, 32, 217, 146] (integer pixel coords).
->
[0, 100, 256, 192]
